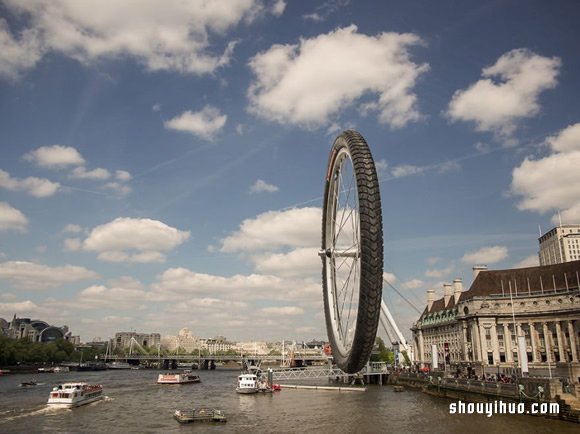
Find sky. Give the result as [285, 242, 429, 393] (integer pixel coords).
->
[1, 0, 580, 345]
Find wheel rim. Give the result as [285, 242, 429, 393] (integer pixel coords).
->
[324, 146, 361, 357]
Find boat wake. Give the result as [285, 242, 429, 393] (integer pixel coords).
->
[0, 405, 64, 423]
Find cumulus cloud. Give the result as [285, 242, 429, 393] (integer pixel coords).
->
[511, 123, 580, 223]
[76, 284, 148, 310]
[1, 0, 280, 78]
[150, 267, 319, 302]
[402, 279, 424, 289]
[249, 179, 279, 193]
[83, 217, 190, 263]
[391, 164, 424, 178]
[220, 207, 320, 252]
[24, 144, 85, 168]
[461, 246, 508, 265]
[251, 247, 319, 278]
[0, 18, 43, 80]
[259, 306, 304, 315]
[303, 0, 350, 22]
[512, 255, 539, 269]
[70, 166, 111, 180]
[383, 272, 397, 284]
[0, 202, 28, 232]
[447, 49, 561, 140]
[247, 25, 428, 129]
[0, 261, 99, 289]
[164, 106, 227, 140]
[0, 169, 60, 198]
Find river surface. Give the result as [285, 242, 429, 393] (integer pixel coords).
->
[0, 368, 576, 433]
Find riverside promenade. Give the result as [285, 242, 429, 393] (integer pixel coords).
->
[392, 371, 580, 423]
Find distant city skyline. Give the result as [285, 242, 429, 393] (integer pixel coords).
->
[1, 1, 580, 343]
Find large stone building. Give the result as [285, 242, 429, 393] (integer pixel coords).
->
[412, 261, 580, 381]
[539, 224, 580, 265]
[114, 331, 160, 351]
[0, 315, 78, 344]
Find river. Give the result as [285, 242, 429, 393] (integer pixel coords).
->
[0, 368, 576, 433]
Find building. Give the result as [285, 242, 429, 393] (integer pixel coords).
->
[0, 315, 76, 343]
[114, 331, 160, 351]
[539, 224, 580, 265]
[161, 328, 200, 353]
[412, 261, 580, 381]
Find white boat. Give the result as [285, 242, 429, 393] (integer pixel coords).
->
[157, 370, 201, 384]
[236, 373, 259, 394]
[47, 382, 104, 408]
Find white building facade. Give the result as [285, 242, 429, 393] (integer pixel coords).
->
[539, 224, 580, 265]
[412, 261, 580, 381]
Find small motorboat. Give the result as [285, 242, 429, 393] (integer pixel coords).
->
[173, 408, 227, 424]
[20, 381, 38, 387]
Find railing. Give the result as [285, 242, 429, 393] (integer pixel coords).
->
[102, 354, 330, 362]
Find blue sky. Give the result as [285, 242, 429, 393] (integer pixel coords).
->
[1, 0, 580, 344]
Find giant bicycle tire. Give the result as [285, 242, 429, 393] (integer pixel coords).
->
[320, 130, 383, 374]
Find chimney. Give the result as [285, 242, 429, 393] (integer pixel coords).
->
[472, 265, 488, 280]
[453, 278, 463, 303]
[427, 289, 436, 311]
[443, 283, 453, 306]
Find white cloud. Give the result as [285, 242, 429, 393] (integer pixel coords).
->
[0, 202, 28, 232]
[0, 261, 99, 289]
[24, 144, 85, 168]
[63, 224, 83, 233]
[70, 166, 111, 180]
[447, 49, 561, 140]
[115, 170, 132, 181]
[425, 264, 453, 278]
[259, 306, 304, 316]
[103, 182, 132, 197]
[0, 169, 60, 198]
[512, 255, 539, 269]
[251, 247, 319, 278]
[511, 123, 580, 222]
[83, 217, 190, 263]
[247, 25, 428, 129]
[164, 106, 227, 140]
[461, 245, 508, 265]
[64, 238, 82, 251]
[1, 0, 280, 78]
[0, 18, 43, 80]
[249, 179, 279, 193]
[391, 164, 424, 178]
[402, 279, 424, 289]
[150, 267, 319, 302]
[383, 272, 397, 284]
[220, 207, 320, 252]
[303, 0, 350, 22]
[271, 0, 286, 16]
[76, 284, 148, 310]
[0, 300, 45, 316]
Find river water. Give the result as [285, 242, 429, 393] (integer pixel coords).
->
[0, 368, 576, 433]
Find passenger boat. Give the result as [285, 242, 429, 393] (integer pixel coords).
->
[236, 373, 259, 394]
[173, 408, 227, 424]
[157, 370, 201, 384]
[47, 382, 104, 408]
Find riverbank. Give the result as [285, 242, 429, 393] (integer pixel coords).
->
[392, 373, 580, 423]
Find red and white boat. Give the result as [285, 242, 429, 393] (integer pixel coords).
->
[47, 382, 104, 408]
[157, 370, 201, 384]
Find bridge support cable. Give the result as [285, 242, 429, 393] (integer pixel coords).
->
[379, 299, 410, 353]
